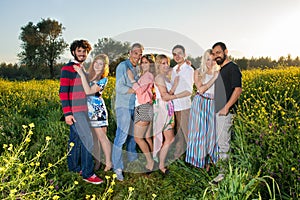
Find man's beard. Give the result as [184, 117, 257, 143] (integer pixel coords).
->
[74, 55, 86, 63]
[216, 54, 226, 65]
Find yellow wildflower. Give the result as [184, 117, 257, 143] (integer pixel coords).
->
[108, 188, 114, 193]
[29, 123, 35, 128]
[46, 136, 51, 141]
[291, 167, 296, 172]
[74, 181, 79, 185]
[69, 142, 74, 147]
[10, 189, 17, 194]
[8, 144, 13, 151]
[128, 187, 134, 192]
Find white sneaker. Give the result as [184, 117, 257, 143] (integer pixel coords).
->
[212, 173, 225, 183]
[114, 169, 124, 181]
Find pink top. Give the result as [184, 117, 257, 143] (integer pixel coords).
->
[132, 71, 154, 105]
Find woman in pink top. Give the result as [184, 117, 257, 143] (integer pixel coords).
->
[127, 54, 155, 172]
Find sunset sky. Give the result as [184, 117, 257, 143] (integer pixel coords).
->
[1, 0, 300, 63]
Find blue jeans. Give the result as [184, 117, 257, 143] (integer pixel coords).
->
[67, 112, 94, 178]
[112, 107, 137, 170]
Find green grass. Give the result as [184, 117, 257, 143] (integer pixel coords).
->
[1, 67, 299, 199]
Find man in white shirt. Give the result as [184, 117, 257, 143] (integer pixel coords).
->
[171, 45, 194, 159]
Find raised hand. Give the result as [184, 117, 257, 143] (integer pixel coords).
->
[73, 65, 84, 76]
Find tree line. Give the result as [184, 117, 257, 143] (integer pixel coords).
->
[0, 18, 299, 80]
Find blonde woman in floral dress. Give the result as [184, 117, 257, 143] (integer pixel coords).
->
[152, 54, 187, 174]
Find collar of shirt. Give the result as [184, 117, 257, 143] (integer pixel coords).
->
[126, 59, 139, 79]
[173, 63, 189, 73]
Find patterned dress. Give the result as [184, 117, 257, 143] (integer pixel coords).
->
[87, 77, 108, 128]
[152, 81, 175, 159]
[185, 74, 218, 168]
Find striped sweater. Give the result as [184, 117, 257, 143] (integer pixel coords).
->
[59, 62, 87, 117]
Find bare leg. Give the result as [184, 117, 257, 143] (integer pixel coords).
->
[159, 129, 175, 172]
[145, 121, 153, 152]
[134, 121, 154, 170]
[94, 127, 112, 171]
[92, 130, 101, 170]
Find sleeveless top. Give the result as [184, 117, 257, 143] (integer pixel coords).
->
[154, 79, 172, 99]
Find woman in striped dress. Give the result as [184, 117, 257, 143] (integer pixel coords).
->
[185, 49, 220, 170]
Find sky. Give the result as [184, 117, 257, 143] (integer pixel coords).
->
[1, 0, 300, 64]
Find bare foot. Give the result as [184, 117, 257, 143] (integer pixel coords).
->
[104, 162, 112, 172]
[145, 159, 154, 171]
[159, 166, 169, 175]
[206, 164, 210, 172]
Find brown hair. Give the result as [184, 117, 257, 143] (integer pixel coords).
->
[70, 40, 92, 57]
[140, 54, 155, 75]
[87, 54, 109, 81]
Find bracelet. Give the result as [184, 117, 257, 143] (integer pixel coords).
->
[131, 80, 136, 83]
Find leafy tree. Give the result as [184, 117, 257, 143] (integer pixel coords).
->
[18, 18, 68, 79]
[92, 38, 130, 76]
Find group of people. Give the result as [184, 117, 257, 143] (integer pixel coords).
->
[59, 39, 242, 184]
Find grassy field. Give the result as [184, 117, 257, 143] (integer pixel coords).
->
[0, 66, 299, 199]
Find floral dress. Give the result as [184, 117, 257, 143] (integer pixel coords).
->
[87, 77, 108, 127]
[152, 81, 175, 159]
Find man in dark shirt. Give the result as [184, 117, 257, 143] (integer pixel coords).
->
[212, 42, 242, 182]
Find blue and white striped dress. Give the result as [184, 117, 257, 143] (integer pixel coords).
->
[185, 74, 218, 168]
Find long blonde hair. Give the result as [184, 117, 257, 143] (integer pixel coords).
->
[198, 49, 213, 81]
[88, 54, 109, 81]
[155, 54, 170, 74]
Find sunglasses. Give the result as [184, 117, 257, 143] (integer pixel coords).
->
[142, 54, 155, 62]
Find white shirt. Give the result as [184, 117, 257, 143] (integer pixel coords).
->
[171, 63, 194, 111]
